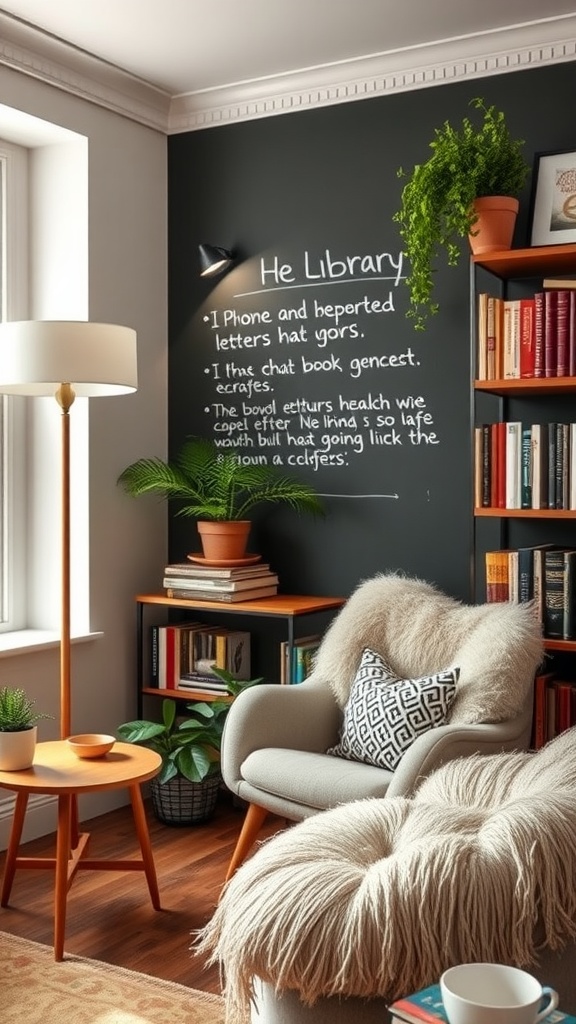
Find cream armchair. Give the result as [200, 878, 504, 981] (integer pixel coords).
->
[221, 572, 544, 879]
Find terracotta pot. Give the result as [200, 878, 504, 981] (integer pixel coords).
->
[469, 196, 519, 255]
[197, 520, 251, 561]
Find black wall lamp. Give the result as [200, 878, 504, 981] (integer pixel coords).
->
[199, 243, 234, 277]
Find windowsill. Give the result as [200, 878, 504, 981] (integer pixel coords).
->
[0, 630, 103, 656]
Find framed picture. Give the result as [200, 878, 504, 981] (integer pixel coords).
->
[530, 149, 576, 245]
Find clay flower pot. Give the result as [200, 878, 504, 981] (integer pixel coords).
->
[197, 520, 251, 562]
[469, 196, 519, 255]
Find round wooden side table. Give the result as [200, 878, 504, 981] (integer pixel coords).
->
[0, 739, 162, 960]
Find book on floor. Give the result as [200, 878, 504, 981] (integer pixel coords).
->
[388, 983, 576, 1024]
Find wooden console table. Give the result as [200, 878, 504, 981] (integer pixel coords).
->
[0, 740, 162, 960]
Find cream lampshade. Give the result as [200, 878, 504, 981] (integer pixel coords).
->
[0, 320, 137, 739]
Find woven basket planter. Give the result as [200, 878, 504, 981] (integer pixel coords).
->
[150, 773, 221, 826]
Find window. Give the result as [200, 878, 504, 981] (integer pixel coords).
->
[0, 139, 27, 631]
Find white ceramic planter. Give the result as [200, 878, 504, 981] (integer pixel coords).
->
[0, 725, 37, 770]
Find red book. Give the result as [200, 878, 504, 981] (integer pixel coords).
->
[556, 289, 570, 376]
[519, 297, 536, 378]
[533, 292, 545, 377]
[569, 291, 576, 376]
[532, 671, 555, 750]
[544, 289, 558, 377]
[555, 681, 573, 734]
[164, 625, 178, 688]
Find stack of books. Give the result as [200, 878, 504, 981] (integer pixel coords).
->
[163, 561, 279, 602]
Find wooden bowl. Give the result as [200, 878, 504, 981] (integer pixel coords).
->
[67, 733, 115, 758]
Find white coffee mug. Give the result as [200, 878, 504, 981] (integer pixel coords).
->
[440, 963, 559, 1024]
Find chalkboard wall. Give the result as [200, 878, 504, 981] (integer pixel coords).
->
[168, 61, 576, 602]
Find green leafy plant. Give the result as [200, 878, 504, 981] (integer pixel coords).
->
[393, 97, 530, 330]
[0, 686, 53, 732]
[117, 435, 324, 521]
[117, 669, 263, 784]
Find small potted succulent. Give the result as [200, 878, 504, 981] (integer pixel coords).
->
[117, 668, 263, 825]
[0, 686, 53, 770]
[117, 435, 324, 562]
[393, 97, 530, 330]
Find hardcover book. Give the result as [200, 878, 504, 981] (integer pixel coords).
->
[389, 983, 576, 1024]
[164, 584, 278, 602]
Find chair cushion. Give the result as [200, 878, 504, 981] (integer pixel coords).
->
[327, 648, 459, 770]
[241, 747, 394, 811]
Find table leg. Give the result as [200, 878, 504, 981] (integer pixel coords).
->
[1, 791, 29, 906]
[54, 794, 72, 961]
[129, 784, 161, 910]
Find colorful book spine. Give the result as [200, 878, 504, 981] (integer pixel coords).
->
[533, 291, 545, 377]
[519, 296, 536, 377]
[544, 548, 568, 638]
[544, 289, 558, 377]
[556, 289, 570, 376]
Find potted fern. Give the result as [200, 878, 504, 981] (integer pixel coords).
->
[393, 97, 530, 330]
[118, 435, 324, 562]
[0, 686, 53, 771]
[117, 668, 262, 824]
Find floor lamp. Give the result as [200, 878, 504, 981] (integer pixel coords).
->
[0, 321, 137, 739]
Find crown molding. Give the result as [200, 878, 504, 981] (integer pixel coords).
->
[170, 16, 576, 132]
[0, 11, 575, 135]
[0, 12, 171, 133]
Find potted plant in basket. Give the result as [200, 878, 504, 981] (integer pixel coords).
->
[117, 668, 263, 825]
[0, 686, 53, 771]
[117, 435, 324, 563]
[393, 97, 531, 331]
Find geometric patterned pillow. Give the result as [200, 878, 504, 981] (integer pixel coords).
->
[327, 647, 460, 771]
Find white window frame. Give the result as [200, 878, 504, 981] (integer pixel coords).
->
[0, 139, 28, 632]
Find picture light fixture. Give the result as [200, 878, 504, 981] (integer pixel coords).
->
[199, 243, 234, 277]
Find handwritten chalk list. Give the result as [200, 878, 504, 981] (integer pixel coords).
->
[196, 245, 443, 498]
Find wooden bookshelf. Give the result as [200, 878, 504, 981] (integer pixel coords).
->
[135, 592, 345, 715]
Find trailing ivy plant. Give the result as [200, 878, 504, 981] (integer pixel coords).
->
[393, 97, 530, 330]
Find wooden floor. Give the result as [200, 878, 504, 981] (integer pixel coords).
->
[0, 791, 286, 993]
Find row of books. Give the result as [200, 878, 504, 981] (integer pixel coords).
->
[474, 421, 576, 510]
[279, 635, 321, 684]
[151, 621, 251, 693]
[476, 286, 576, 381]
[389, 981, 574, 1024]
[532, 670, 576, 749]
[163, 560, 279, 602]
[485, 545, 576, 640]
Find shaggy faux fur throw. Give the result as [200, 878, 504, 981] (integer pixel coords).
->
[306, 572, 544, 724]
[197, 728, 576, 1022]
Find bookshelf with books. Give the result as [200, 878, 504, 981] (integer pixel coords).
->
[472, 244, 576, 737]
[135, 591, 345, 717]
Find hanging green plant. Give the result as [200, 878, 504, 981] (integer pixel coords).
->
[393, 97, 530, 330]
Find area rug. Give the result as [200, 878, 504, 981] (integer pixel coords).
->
[2, 930, 225, 1024]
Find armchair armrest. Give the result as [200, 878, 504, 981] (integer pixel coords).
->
[221, 680, 341, 789]
[386, 719, 531, 799]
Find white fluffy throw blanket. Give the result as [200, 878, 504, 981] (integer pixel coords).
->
[197, 729, 576, 1021]
[306, 572, 544, 723]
